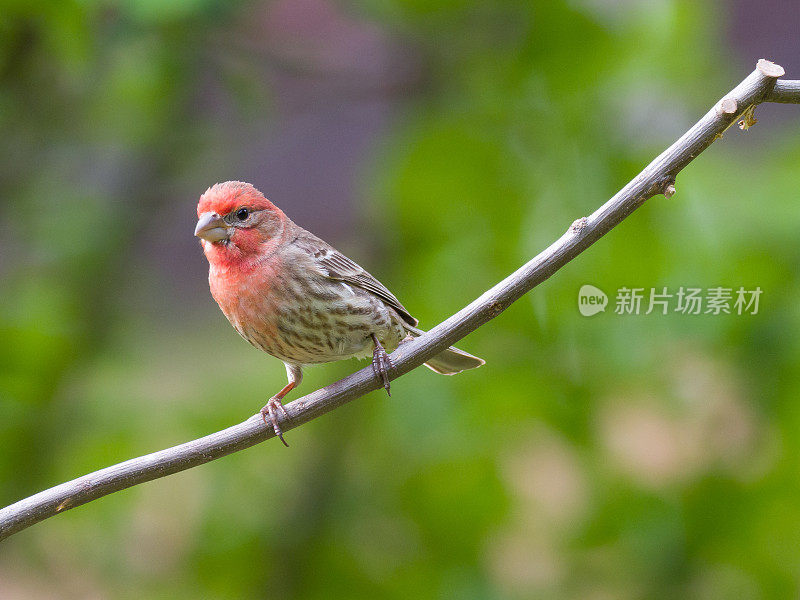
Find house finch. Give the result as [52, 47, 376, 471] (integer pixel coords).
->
[195, 181, 484, 445]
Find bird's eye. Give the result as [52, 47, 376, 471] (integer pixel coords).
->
[235, 208, 250, 221]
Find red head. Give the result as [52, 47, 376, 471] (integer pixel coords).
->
[195, 181, 289, 269]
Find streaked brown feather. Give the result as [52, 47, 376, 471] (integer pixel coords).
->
[292, 232, 419, 327]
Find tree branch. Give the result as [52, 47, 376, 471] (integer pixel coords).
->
[2, 60, 798, 542]
[767, 79, 800, 104]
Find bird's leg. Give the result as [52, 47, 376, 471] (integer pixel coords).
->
[371, 334, 393, 396]
[260, 364, 303, 447]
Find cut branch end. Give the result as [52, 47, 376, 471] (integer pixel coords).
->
[757, 59, 785, 78]
[570, 217, 588, 233]
[716, 97, 738, 116]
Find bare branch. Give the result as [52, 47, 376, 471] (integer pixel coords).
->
[767, 79, 800, 104]
[1, 60, 797, 541]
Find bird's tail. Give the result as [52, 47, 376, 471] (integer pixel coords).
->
[403, 325, 485, 375]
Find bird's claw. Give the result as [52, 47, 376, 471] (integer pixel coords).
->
[372, 339, 393, 397]
[260, 396, 290, 447]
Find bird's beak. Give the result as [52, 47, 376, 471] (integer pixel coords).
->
[195, 212, 232, 243]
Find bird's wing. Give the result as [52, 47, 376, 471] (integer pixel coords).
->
[295, 234, 418, 327]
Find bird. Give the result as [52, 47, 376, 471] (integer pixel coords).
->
[195, 181, 484, 445]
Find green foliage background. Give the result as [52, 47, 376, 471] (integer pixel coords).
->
[2, 0, 799, 598]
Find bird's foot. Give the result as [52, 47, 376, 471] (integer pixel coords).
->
[371, 335, 393, 396]
[260, 396, 290, 447]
